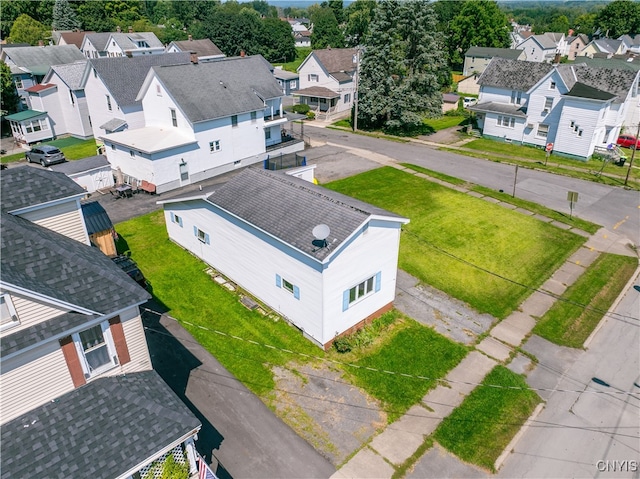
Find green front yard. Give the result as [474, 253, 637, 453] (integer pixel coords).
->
[1, 137, 98, 164]
[534, 253, 638, 348]
[434, 366, 541, 471]
[423, 115, 467, 131]
[326, 167, 586, 319]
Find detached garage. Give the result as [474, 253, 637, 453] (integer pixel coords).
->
[49, 155, 114, 193]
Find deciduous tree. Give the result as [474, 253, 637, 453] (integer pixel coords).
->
[9, 14, 49, 45]
[594, 0, 640, 38]
[310, 7, 344, 49]
[1, 62, 20, 116]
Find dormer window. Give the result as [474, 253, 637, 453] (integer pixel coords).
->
[550, 81, 556, 89]
[0, 294, 19, 330]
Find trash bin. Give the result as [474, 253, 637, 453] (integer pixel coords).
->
[616, 158, 626, 167]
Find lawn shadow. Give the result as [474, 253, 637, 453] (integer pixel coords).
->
[142, 306, 231, 478]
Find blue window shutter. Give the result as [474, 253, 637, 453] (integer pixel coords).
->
[375, 272, 381, 292]
[193, 225, 197, 237]
[178, 216, 183, 227]
[342, 290, 349, 312]
[276, 274, 281, 288]
[204, 233, 210, 245]
[293, 285, 300, 300]
[170, 214, 175, 224]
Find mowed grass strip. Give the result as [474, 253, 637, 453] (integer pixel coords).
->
[344, 320, 468, 421]
[1, 138, 97, 163]
[434, 365, 541, 472]
[423, 115, 467, 131]
[326, 167, 585, 319]
[116, 211, 322, 396]
[534, 253, 638, 348]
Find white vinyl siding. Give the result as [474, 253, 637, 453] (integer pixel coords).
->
[0, 294, 68, 338]
[120, 315, 152, 373]
[0, 344, 75, 424]
[17, 201, 89, 245]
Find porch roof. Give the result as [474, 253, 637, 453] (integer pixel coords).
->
[100, 127, 197, 154]
[5, 109, 47, 122]
[0, 370, 201, 479]
[468, 101, 528, 118]
[294, 86, 340, 99]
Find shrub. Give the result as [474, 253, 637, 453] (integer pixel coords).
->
[291, 104, 310, 114]
[306, 111, 315, 120]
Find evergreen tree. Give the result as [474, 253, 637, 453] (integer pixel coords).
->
[52, 0, 80, 31]
[357, 0, 447, 134]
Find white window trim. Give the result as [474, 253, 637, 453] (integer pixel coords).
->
[282, 278, 295, 294]
[210, 140, 221, 152]
[73, 322, 118, 380]
[348, 275, 376, 306]
[536, 123, 549, 138]
[197, 228, 206, 243]
[0, 294, 20, 331]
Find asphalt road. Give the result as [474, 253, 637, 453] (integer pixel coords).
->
[304, 125, 640, 243]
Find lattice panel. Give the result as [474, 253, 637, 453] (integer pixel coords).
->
[139, 444, 187, 479]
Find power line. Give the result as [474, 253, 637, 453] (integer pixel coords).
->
[401, 228, 640, 324]
[141, 310, 640, 397]
[143, 325, 640, 445]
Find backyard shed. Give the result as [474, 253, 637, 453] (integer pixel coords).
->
[81, 200, 116, 256]
[49, 155, 114, 193]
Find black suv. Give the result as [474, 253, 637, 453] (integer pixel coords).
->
[112, 255, 147, 289]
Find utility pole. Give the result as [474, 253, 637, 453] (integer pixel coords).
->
[353, 46, 360, 132]
[624, 122, 640, 187]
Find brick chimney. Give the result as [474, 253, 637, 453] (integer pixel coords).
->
[190, 52, 198, 64]
[128, 26, 133, 33]
[188, 34, 193, 41]
[116, 26, 121, 33]
[240, 50, 245, 57]
[38, 39, 44, 47]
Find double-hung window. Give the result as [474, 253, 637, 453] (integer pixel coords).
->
[510, 90, 522, 105]
[537, 123, 549, 138]
[210, 140, 221, 152]
[193, 226, 210, 244]
[0, 294, 19, 330]
[543, 97, 553, 112]
[106, 95, 112, 111]
[74, 322, 117, 377]
[170, 108, 177, 127]
[250, 111, 257, 123]
[342, 273, 381, 311]
[308, 74, 319, 82]
[231, 115, 238, 127]
[171, 213, 183, 227]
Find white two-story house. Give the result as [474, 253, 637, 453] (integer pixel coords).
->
[470, 58, 639, 159]
[516, 32, 566, 63]
[295, 48, 358, 120]
[81, 52, 192, 140]
[81, 29, 164, 58]
[159, 167, 409, 349]
[101, 55, 303, 193]
[165, 35, 225, 61]
[0, 167, 201, 478]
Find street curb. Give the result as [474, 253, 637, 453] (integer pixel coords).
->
[583, 263, 640, 349]
[494, 402, 545, 471]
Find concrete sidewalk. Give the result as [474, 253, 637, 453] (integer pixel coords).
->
[327, 141, 639, 478]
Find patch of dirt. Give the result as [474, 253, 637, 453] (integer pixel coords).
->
[271, 362, 386, 466]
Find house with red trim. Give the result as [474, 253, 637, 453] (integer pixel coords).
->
[0, 167, 201, 478]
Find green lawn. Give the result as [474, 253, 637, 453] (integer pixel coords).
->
[116, 211, 322, 396]
[423, 115, 466, 131]
[533, 253, 638, 348]
[344, 320, 468, 421]
[399, 163, 467, 186]
[273, 47, 311, 72]
[1, 137, 97, 164]
[434, 366, 541, 471]
[326, 167, 585, 319]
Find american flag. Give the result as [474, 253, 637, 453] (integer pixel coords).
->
[198, 455, 218, 479]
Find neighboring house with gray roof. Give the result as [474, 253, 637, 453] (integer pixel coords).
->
[165, 35, 225, 61]
[81, 52, 191, 140]
[463, 47, 525, 76]
[470, 57, 640, 159]
[296, 47, 358, 120]
[0, 45, 86, 110]
[619, 34, 640, 54]
[578, 38, 626, 59]
[81, 29, 164, 59]
[564, 33, 590, 60]
[159, 167, 409, 349]
[16, 60, 95, 141]
[273, 66, 299, 95]
[101, 55, 303, 193]
[0, 168, 202, 478]
[49, 154, 114, 193]
[516, 32, 566, 63]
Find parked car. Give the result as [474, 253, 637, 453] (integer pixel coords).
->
[26, 145, 66, 166]
[463, 97, 478, 107]
[111, 254, 147, 289]
[616, 134, 640, 149]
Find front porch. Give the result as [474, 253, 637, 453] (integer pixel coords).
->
[5, 110, 54, 146]
[293, 86, 342, 121]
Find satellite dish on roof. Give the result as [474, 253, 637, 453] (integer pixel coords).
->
[312, 224, 330, 241]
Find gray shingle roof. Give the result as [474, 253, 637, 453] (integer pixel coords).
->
[478, 57, 554, 91]
[170, 38, 224, 57]
[0, 166, 86, 212]
[465, 47, 524, 60]
[81, 200, 113, 235]
[89, 52, 191, 107]
[469, 101, 528, 117]
[152, 55, 283, 123]
[47, 60, 88, 90]
[528, 34, 558, 49]
[203, 168, 407, 261]
[576, 57, 640, 72]
[560, 64, 637, 102]
[311, 48, 357, 74]
[274, 68, 299, 80]
[1, 45, 85, 73]
[111, 32, 164, 51]
[0, 212, 150, 355]
[49, 155, 110, 175]
[592, 38, 623, 54]
[84, 32, 112, 51]
[0, 370, 201, 479]
[99, 117, 127, 131]
[565, 82, 616, 101]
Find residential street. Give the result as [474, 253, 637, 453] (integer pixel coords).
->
[303, 125, 640, 243]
